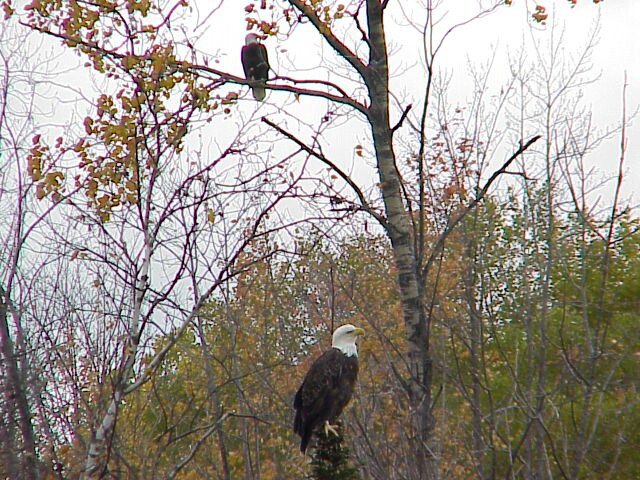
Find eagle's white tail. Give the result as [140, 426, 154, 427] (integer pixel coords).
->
[252, 85, 266, 102]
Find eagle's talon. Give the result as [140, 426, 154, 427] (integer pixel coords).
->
[323, 421, 340, 437]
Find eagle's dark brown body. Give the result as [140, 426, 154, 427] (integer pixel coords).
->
[293, 347, 359, 453]
[241, 41, 269, 101]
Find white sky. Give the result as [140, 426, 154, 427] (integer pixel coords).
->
[190, 0, 639, 208]
[10, 0, 639, 212]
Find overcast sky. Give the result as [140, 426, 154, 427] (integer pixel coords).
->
[12, 0, 639, 212]
[419, 1, 639, 204]
[188, 0, 639, 207]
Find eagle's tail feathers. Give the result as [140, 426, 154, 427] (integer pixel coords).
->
[252, 85, 266, 102]
[300, 427, 312, 454]
[293, 410, 302, 435]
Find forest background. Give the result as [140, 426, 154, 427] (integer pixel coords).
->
[1, 0, 638, 479]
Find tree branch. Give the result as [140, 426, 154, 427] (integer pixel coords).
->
[421, 135, 541, 278]
[23, 22, 368, 114]
[391, 103, 412, 134]
[164, 412, 232, 480]
[261, 116, 387, 229]
[274, 74, 352, 100]
[352, 3, 370, 47]
[192, 62, 365, 110]
[288, 0, 369, 79]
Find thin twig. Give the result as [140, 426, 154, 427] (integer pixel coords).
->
[391, 103, 412, 133]
[287, 0, 368, 79]
[422, 135, 541, 278]
[262, 116, 387, 229]
[165, 412, 232, 480]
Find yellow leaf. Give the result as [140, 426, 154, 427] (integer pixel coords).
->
[35, 184, 46, 200]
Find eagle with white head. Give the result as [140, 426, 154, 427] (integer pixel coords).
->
[241, 33, 270, 101]
[293, 324, 365, 453]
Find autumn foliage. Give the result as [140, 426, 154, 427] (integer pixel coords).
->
[4, 0, 636, 479]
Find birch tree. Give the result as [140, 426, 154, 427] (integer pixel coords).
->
[238, 2, 539, 477]
[17, 2, 306, 478]
[0, 20, 78, 479]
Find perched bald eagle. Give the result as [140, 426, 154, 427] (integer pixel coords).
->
[293, 324, 365, 453]
[241, 33, 270, 101]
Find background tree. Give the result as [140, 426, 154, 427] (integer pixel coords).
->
[0, 20, 83, 479]
[433, 25, 639, 479]
[5, 0, 636, 479]
[12, 1, 308, 478]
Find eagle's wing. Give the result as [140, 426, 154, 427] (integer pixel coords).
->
[293, 348, 358, 452]
[257, 43, 269, 79]
[295, 351, 330, 422]
[241, 45, 252, 79]
[295, 349, 351, 427]
[241, 43, 269, 80]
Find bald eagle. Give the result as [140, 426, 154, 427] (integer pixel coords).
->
[241, 33, 270, 101]
[293, 324, 365, 453]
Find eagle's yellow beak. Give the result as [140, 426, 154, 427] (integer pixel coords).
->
[353, 327, 365, 336]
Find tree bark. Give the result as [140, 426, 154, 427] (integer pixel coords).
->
[364, 3, 435, 478]
[0, 288, 40, 480]
[195, 319, 232, 480]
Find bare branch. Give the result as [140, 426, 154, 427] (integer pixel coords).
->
[422, 135, 542, 278]
[287, 0, 369, 79]
[261, 116, 387, 229]
[391, 103, 412, 134]
[164, 412, 232, 480]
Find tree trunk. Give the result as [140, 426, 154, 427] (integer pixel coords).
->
[465, 246, 486, 479]
[0, 288, 40, 480]
[195, 319, 232, 480]
[365, 3, 435, 478]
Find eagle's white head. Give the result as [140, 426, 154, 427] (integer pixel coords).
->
[332, 324, 365, 357]
[245, 33, 261, 46]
